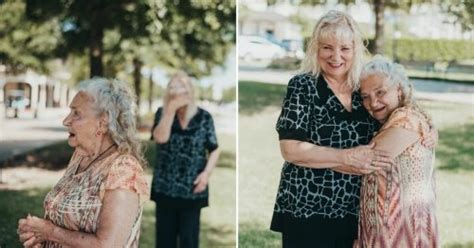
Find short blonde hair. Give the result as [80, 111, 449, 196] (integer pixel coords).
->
[163, 71, 198, 121]
[301, 10, 368, 90]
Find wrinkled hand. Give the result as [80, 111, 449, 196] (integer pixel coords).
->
[421, 127, 438, 149]
[342, 143, 393, 172]
[18, 215, 53, 247]
[193, 171, 210, 194]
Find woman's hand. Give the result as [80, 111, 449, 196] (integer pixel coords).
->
[421, 127, 438, 149]
[342, 143, 393, 172]
[193, 171, 210, 194]
[167, 93, 191, 111]
[18, 215, 53, 247]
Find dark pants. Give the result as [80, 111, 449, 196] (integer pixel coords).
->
[155, 205, 201, 248]
[282, 232, 354, 248]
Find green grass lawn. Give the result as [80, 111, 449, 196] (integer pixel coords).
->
[238, 81, 474, 248]
[0, 133, 235, 247]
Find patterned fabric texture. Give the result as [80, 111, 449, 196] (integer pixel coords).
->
[42, 151, 150, 248]
[271, 73, 379, 235]
[358, 106, 439, 247]
[151, 107, 218, 202]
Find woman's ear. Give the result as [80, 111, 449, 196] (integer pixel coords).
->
[99, 113, 109, 131]
[397, 85, 403, 102]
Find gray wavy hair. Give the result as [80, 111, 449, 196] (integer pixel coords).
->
[78, 77, 146, 167]
[360, 55, 432, 125]
[301, 10, 369, 90]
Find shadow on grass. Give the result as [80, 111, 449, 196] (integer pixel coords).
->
[2, 141, 73, 170]
[218, 150, 236, 169]
[239, 81, 287, 116]
[0, 188, 49, 247]
[239, 222, 281, 247]
[444, 241, 474, 248]
[436, 123, 474, 171]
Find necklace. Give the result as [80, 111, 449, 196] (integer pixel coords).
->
[75, 143, 116, 175]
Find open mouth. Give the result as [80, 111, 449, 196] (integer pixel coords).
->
[372, 106, 385, 114]
[328, 62, 343, 68]
[68, 132, 76, 138]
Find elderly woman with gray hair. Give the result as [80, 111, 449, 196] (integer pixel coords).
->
[151, 71, 220, 248]
[17, 78, 150, 247]
[357, 55, 439, 247]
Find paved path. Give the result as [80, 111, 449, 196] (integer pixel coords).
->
[0, 102, 236, 164]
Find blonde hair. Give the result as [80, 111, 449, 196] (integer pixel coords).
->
[78, 78, 147, 167]
[163, 71, 198, 121]
[301, 10, 369, 90]
[360, 55, 432, 125]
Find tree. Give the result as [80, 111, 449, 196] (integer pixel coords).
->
[442, 0, 473, 31]
[290, 0, 439, 55]
[25, 0, 153, 77]
[0, 0, 61, 75]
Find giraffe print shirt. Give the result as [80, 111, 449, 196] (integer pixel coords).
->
[271, 73, 379, 238]
[150, 107, 218, 208]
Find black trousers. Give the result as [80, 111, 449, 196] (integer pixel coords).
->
[282, 232, 354, 248]
[155, 205, 201, 248]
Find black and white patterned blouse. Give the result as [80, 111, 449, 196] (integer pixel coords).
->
[270, 73, 379, 239]
[150, 107, 218, 208]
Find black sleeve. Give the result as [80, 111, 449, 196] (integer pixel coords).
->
[150, 107, 163, 140]
[275, 75, 310, 141]
[204, 112, 218, 152]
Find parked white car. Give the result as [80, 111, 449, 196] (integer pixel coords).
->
[239, 35, 287, 61]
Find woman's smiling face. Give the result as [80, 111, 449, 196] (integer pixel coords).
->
[317, 36, 354, 80]
[360, 74, 402, 124]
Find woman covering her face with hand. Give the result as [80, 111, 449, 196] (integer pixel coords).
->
[357, 55, 439, 247]
[151, 71, 220, 248]
[17, 78, 149, 248]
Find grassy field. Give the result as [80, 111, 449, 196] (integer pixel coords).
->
[0, 133, 236, 248]
[238, 81, 474, 248]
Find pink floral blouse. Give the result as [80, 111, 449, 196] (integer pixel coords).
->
[42, 151, 150, 247]
[358, 106, 438, 247]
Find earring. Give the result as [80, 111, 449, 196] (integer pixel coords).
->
[96, 129, 102, 136]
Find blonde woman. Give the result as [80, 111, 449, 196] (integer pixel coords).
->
[358, 56, 438, 247]
[17, 78, 149, 247]
[151, 71, 220, 248]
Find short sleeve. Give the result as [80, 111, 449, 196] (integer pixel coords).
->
[204, 112, 219, 152]
[103, 154, 150, 205]
[276, 75, 310, 141]
[150, 107, 163, 140]
[380, 107, 429, 138]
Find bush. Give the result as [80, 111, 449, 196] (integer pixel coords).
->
[367, 38, 474, 62]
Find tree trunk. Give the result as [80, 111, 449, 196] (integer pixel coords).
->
[373, 0, 385, 55]
[148, 72, 154, 112]
[133, 57, 143, 126]
[89, 2, 104, 77]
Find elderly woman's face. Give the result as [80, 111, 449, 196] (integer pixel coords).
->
[62, 92, 101, 150]
[317, 36, 354, 80]
[360, 74, 402, 124]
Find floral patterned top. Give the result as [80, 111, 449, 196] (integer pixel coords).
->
[42, 151, 150, 248]
[358, 106, 438, 247]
